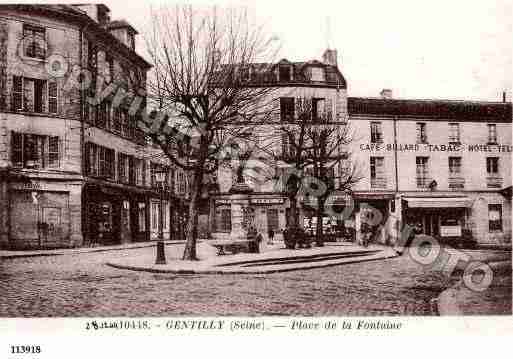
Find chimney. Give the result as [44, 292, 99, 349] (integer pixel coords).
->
[322, 48, 338, 67]
[380, 88, 393, 99]
[502, 90, 507, 103]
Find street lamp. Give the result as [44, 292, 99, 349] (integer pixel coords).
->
[154, 168, 167, 264]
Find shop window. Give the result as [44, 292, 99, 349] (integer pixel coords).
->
[280, 97, 294, 122]
[486, 157, 499, 175]
[137, 203, 146, 232]
[448, 123, 460, 143]
[416, 122, 427, 143]
[151, 202, 158, 230]
[488, 204, 502, 232]
[370, 122, 383, 143]
[23, 24, 46, 59]
[267, 208, 279, 231]
[218, 208, 231, 232]
[11, 132, 60, 169]
[162, 201, 169, 231]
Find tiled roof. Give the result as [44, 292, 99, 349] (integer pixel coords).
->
[217, 59, 347, 88]
[348, 97, 512, 122]
[106, 19, 138, 34]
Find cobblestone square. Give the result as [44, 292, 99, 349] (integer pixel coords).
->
[0, 245, 510, 317]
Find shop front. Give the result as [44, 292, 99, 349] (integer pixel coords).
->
[402, 196, 471, 239]
[1, 171, 83, 250]
[353, 192, 395, 245]
[211, 195, 286, 241]
[83, 182, 150, 246]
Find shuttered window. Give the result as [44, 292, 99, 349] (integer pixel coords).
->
[48, 81, 58, 113]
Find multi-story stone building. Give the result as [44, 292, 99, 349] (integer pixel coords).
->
[210, 51, 512, 246]
[210, 51, 348, 241]
[0, 4, 189, 250]
[349, 94, 511, 245]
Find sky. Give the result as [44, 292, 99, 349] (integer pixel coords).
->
[102, 0, 512, 102]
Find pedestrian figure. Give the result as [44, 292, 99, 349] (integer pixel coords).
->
[267, 228, 274, 245]
[255, 232, 263, 253]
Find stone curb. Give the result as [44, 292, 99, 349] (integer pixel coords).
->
[105, 251, 397, 275]
[435, 260, 511, 316]
[0, 240, 186, 260]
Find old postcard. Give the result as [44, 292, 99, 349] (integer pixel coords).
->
[0, 0, 511, 356]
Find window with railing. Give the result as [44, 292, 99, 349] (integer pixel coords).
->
[117, 153, 130, 183]
[97, 100, 111, 129]
[281, 133, 296, 158]
[135, 158, 145, 186]
[11, 132, 60, 169]
[11, 76, 57, 114]
[23, 24, 46, 60]
[416, 156, 429, 187]
[486, 157, 499, 175]
[448, 123, 460, 143]
[416, 122, 427, 143]
[370, 156, 386, 188]
[370, 122, 383, 143]
[488, 204, 502, 232]
[448, 157, 464, 189]
[280, 97, 294, 122]
[487, 124, 497, 144]
[85, 142, 115, 179]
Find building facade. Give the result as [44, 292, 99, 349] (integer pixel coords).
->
[0, 4, 189, 250]
[210, 51, 512, 246]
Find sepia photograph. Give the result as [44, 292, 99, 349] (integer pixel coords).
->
[0, 0, 511, 322]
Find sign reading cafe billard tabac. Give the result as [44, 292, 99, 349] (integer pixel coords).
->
[360, 142, 513, 152]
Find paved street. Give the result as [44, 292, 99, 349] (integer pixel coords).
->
[0, 245, 510, 317]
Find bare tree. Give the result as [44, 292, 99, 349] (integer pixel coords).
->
[142, 5, 279, 260]
[276, 98, 361, 245]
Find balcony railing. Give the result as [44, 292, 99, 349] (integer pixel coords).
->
[487, 176, 503, 188]
[370, 177, 387, 189]
[448, 176, 465, 189]
[416, 177, 432, 188]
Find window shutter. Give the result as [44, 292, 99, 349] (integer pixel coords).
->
[12, 76, 23, 111]
[11, 132, 23, 167]
[47, 81, 58, 114]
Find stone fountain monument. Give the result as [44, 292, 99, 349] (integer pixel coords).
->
[228, 165, 253, 240]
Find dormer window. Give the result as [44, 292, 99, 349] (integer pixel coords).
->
[279, 65, 291, 82]
[310, 67, 325, 82]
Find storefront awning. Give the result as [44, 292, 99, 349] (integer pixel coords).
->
[404, 197, 471, 208]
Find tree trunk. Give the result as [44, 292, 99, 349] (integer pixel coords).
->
[182, 168, 204, 261]
[315, 201, 325, 247]
[288, 195, 298, 228]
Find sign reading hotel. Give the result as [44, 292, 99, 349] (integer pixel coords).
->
[359, 143, 513, 152]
